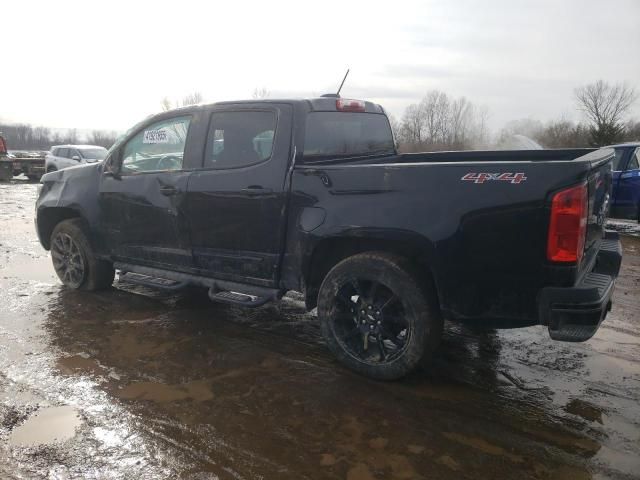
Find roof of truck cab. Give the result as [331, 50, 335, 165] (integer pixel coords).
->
[222, 98, 385, 113]
[166, 97, 386, 114]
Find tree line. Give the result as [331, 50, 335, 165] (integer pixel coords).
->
[0, 124, 119, 151]
[394, 80, 638, 152]
[1, 81, 637, 152]
[0, 91, 206, 151]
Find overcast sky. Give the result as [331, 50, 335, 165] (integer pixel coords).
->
[2, 0, 639, 133]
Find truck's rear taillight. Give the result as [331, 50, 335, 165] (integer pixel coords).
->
[547, 183, 588, 263]
[336, 98, 365, 112]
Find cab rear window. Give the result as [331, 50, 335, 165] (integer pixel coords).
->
[303, 112, 395, 162]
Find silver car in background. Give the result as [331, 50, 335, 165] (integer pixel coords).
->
[45, 145, 108, 172]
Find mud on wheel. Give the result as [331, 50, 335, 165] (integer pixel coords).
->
[50, 219, 115, 290]
[318, 252, 442, 380]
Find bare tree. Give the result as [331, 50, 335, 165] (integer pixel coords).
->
[575, 80, 638, 145]
[252, 87, 270, 99]
[473, 105, 490, 149]
[181, 91, 203, 107]
[624, 120, 640, 142]
[62, 128, 78, 145]
[88, 130, 119, 148]
[160, 92, 204, 111]
[533, 119, 590, 148]
[160, 97, 173, 111]
[397, 90, 488, 152]
[398, 103, 425, 146]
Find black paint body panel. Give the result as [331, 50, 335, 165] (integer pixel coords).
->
[35, 99, 615, 325]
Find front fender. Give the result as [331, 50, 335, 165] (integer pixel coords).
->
[36, 163, 102, 250]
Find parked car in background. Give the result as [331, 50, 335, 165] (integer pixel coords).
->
[45, 145, 108, 173]
[609, 143, 640, 222]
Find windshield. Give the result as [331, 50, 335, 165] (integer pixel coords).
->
[303, 112, 395, 162]
[79, 148, 107, 160]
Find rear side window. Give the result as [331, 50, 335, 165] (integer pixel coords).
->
[121, 116, 191, 174]
[303, 112, 395, 162]
[204, 111, 276, 169]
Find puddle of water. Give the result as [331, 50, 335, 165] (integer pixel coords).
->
[8, 405, 81, 447]
[57, 354, 102, 375]
[443, 431, 523, 463]
[116, 380, 214, 403]
[565, 399, 604, 424]
[0, 255, 57, 284]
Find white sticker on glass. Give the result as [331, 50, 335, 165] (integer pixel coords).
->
[143, 129, 169, 144]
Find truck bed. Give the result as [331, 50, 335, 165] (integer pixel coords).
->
[287, 148, 614, 323]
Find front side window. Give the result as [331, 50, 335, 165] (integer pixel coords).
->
[57, 148, 69, 158]
[121, 116, 191, 174]
[205, 111, 276, 169]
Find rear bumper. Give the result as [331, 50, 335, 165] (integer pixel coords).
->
[538, 231, 622, 342]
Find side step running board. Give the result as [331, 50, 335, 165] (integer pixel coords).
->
[114, 262, 282, 308]
[119, 272, 189, 291]
[207, 289, 273, 307]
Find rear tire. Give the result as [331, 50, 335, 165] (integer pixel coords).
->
[318, 252, 442, 380]
[50, 219, 114, 290]
[46, 166, 57, 173]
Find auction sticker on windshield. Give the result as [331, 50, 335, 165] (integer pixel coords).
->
[143, 129, 169, 144]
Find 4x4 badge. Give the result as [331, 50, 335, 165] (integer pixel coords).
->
[461, 173, 527, 184]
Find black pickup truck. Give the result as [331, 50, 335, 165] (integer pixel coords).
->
[35, 97, 622, 380]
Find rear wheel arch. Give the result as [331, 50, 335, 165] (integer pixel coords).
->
[303, 235, 441, 311]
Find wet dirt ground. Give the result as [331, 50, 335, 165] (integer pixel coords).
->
[0, 179, 639, 480]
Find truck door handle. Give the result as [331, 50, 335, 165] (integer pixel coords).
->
[159, 185, 179, 196]
[241, 186, 273, 196]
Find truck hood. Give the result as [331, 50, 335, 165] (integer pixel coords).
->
[41, 161, 102, 183]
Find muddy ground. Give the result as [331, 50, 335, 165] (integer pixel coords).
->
[0, 179, 638, 480]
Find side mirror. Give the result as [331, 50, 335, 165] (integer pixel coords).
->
[71, 155, 81, 162]
[102, 152, 121, 179]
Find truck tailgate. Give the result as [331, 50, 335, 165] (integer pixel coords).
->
[581, 148, 615, 276]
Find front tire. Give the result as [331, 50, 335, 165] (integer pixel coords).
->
[318, 252, 442, 380]
[50, 219, 114, 290]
